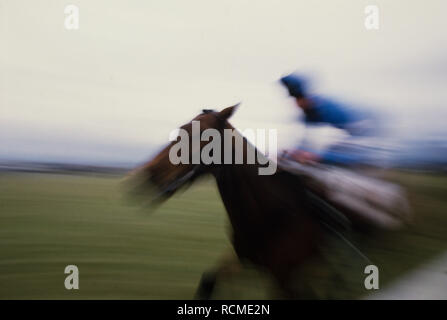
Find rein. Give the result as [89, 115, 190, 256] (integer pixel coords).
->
[306, 190, 373, 265]
[161, 164, 202, 195]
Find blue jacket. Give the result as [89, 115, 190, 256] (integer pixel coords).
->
[302, 96, 374, 136]
[301, 96, 378, 165]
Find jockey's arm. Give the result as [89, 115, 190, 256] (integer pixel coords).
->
[293, 122, 349, 163]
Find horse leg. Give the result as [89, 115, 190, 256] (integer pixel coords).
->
[195, 270, 218, 300]
[194, 251, 242, 300]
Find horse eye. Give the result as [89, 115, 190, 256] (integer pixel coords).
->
[202, 109, 214, 114]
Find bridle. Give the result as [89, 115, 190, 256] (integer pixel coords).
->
[160, 164, 202, 196]
[158, 109, 226, 197]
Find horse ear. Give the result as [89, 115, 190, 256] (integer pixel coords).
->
[219, 103, 240, 120]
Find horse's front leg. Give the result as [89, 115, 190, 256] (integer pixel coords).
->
[195, 270, 218, 300]
[194, 251, 242, 300]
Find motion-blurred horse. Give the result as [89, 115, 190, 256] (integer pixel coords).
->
[127, 104, 408, 298]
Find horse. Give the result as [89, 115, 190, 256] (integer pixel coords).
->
[126, 104, 393, 298]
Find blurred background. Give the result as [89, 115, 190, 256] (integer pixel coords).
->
[1, 0, 447, 299]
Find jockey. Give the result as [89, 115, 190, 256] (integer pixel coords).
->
[280, 73, 381, 166]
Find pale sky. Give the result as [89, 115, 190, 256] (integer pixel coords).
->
[1, 0, 446, 165]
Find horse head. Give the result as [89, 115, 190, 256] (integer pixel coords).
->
[127, 104, 239, 204]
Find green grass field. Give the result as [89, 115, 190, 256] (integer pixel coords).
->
[0, 171, 446, 299]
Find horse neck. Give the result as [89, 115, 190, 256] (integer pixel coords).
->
[217, 122, 270, 170]
[211, 123, 275, 227]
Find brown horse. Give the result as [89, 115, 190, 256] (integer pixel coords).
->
[128, 104, 350, 298]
